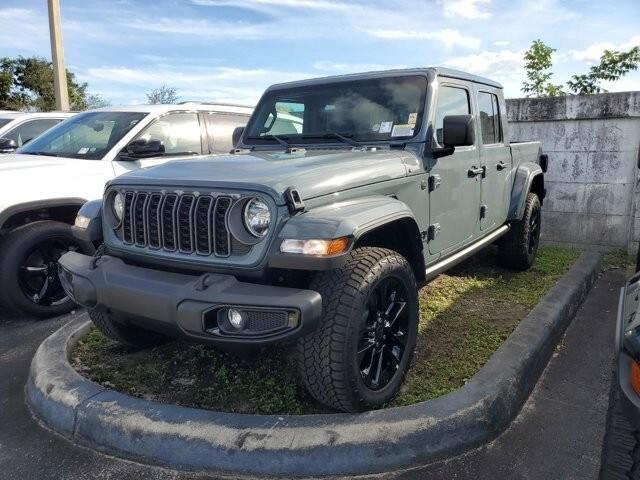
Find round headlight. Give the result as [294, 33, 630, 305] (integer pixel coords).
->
[113, 192, 124, 223]
[243, 198, 271, 238]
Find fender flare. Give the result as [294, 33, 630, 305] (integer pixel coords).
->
[507, 163, 544, 221]
[0, 197, 88, 231]
[268, 195, 422, 270]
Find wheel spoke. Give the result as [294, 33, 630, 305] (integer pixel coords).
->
[371, 347, 385, 387]
[20, 265, 48, 278]
[357, 340, 375, 361]
[388, 301, 406, 328]
[33, 277, 50, 304]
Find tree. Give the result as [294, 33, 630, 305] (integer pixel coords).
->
[567, 46, 640, 94]
[146, 85, 179, 104]
[522, 40, 565, 97]
[85, 93, 110, 109]
[0, 56, 96, 111]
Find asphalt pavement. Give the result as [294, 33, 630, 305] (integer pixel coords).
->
[0, 269, 625, 480]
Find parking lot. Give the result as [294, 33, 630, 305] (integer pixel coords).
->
[0, 267, 622, 480]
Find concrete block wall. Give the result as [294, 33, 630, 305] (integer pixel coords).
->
[506, 92, 640, 252]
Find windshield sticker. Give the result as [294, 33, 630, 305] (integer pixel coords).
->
[391, 124, 414, 137]
[371, 123, 381, 132]
[408, 112, 417, 124]
[379, 121, 393, 134]
[77, 147, 89, 154]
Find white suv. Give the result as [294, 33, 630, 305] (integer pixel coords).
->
[0, 111, 75, 153]
[0, 103, 252, 317]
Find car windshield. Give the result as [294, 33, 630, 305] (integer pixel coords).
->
[18, 111, 148, 160]
[0, 118, 13, 129]
[244, 75, 427, 147]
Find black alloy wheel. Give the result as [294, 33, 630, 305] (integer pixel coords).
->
[357, 276, 410, 390]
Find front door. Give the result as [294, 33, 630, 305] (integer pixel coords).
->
[428, 82, 481, 255]
[113, 111, 206, 175]
[476, 89, 511, 231]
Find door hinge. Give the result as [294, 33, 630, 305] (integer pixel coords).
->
[428, 174, 441, 192]
[427, 223, 441, 241]
[480, 204, 488, 219]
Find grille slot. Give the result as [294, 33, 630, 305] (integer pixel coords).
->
[119, 190, 236, 258]
[214, 197, 231, 257]
[245, 310, 288, 332]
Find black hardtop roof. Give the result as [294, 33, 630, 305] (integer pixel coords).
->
[267, 67, 503, 91]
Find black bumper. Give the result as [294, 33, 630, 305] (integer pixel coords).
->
[58, 252, 323, 345]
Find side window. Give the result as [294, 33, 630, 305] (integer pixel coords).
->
[478, 92, 502, 145]
[137, 112, 202, 155]
[5, 119, 61, 146]
[434, 86, 470, 145]
[205, 112, 249, 153]
[262, 101, 304, 136]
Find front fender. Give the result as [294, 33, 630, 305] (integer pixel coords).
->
[268, 195, 419, 270]
[508, 162, 543, 221]
[72, 199, 103, 244]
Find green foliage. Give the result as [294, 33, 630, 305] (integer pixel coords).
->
[522, 40, 640, 97]
[72, 246, 580, 414]
[522, 40, 565, 97]
[567, 46, 640, 94]
[146, 85, 179, 104]
[0, 56, 105, 111]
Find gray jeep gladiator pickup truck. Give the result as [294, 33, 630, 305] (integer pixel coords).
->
[59, 68, 546, 412]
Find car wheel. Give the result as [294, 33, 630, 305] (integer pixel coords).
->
[0, 220, 94, 318]
[498, 192, 541, 271]
[297, 247, 419, 412]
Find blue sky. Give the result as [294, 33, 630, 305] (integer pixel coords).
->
[2, 0, 639, 105]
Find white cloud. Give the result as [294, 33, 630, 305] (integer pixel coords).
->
[570, 35, 640, 62]
[493, 40, 510, 47]
[443, 0, 492, 20]
[445, 49, 524, 74]
[120, 18, 272, 39]
[192, 0, 353, 10]
[365, 28, 481, 50]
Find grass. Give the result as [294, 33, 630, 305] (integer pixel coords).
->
[71, 246, 581, 415]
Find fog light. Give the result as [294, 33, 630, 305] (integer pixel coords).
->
[227, 308, 246, 330]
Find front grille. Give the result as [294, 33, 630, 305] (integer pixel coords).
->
[121, 191, 234, 257]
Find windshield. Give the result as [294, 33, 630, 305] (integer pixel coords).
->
[244, 75, 427, 146]
[18, 111, 147, 159]
[0, 118, 13, 129]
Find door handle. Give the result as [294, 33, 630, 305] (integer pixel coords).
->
[497, 161, 507, 171]
[467, 166, 485, 177]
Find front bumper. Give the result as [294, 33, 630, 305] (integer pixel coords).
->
[58, 252, 323, 346]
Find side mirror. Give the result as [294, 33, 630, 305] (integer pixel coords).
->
[124, 138, 165, 158]
[0, 137, 18, 153]
[443, 114, 475, 147]
[232, 126, 244, 148]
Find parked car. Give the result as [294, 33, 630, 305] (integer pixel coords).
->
[0, 102, 252, 317]
[0, 111, 75, 153]
[60, 68, 546, 412]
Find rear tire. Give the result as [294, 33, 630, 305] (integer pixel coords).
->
[0, 220, 93, 318]
[297, 247, 419, 412]
[88, 309, 166, 349]
[498, 192, 541, 271]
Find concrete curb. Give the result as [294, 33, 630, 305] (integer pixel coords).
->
[27, 252, 602, 477]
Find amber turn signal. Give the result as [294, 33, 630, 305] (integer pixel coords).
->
[631, 360, 640, 395]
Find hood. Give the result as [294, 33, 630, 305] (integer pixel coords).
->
[0, 154, 114, 213]
[114, 149, 419, 202]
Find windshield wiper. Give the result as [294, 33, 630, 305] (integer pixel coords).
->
[246, 134, 290, 148]
[301, 132, 361, 148]
[20, 151, 61, 157]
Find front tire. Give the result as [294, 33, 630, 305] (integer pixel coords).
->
[297, 247, 419, 412]
[0, 220, 93, 318]
[88, 309, 166, 349]
[498, 192, 541, 270]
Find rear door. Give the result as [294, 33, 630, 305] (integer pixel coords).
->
[428, 81, 481, 255]
[476, 89, 511, 231]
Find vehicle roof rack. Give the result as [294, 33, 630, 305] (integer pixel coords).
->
[177, 101, 254, 108]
